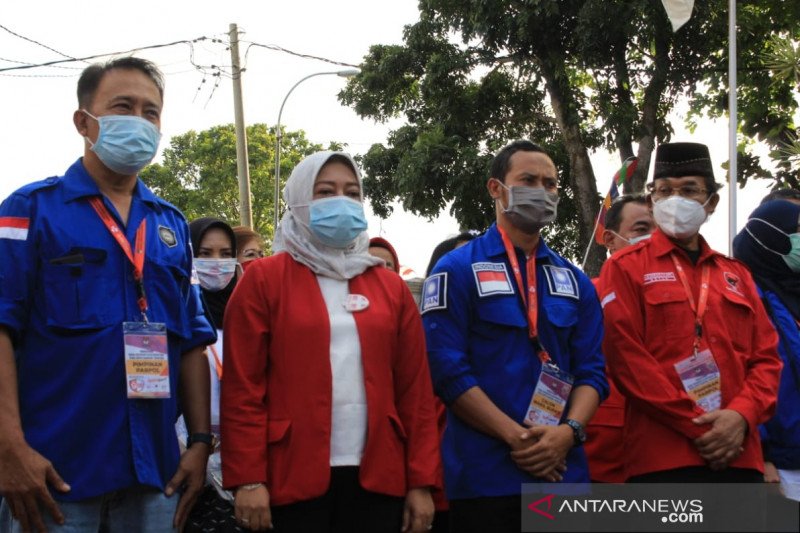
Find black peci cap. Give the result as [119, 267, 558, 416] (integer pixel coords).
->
[653, 142, 714, 180]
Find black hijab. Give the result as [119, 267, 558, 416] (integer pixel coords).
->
[732, 200, 800, 321]
[189, 217, 238, 329]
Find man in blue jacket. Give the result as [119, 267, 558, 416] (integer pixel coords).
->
[0, 57, 216, 532]
[422, 140, 607, 533]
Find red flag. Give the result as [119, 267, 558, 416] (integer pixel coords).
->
[593, 157, 638, 244]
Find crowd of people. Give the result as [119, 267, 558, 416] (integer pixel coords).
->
[0, 57, 798, 533]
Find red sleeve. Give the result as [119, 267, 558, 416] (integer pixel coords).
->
[220, 262, 271, 489]
[598, 257, 708, 439]
[392, 280, 441, 489]
[725, 267, 782, 433]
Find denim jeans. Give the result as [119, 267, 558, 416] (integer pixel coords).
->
[0, 485, 178, 533]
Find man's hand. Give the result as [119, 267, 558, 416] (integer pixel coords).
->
[763, 461, 780, 484]
[401, 487, 434, 533]
[692, 409, 747, 470]
[0, 440, 70, 533]
[509, 424, 573, 481]
[234, 484, 271, 531]
[165, 444, 209, 530]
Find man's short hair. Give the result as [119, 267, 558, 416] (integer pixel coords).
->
[490, 140, 547, 182]
[77, 57, 165, 109]
[604, 194, 647, 233]
[760, 188, 800, 205]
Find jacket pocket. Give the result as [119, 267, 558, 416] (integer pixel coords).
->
[643, 286, 691, 339]
[475, 296, 527, 328]
[720, 289, 754, 353]
[268, 419, 292, 444]
[145, 259, 191, 338]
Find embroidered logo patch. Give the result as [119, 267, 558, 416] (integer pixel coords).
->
[543, 265, 579, 299]
[723, 271, 743, 296]
[158, 225, 177, 247]
[643, 271, 677, 285]
[471, 262, 514, 297]
[421, 272, 447, 314]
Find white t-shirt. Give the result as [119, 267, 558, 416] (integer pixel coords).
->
[316, 275, 368, 466]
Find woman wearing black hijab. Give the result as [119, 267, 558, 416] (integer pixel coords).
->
[733, 198, 800, 501]
[185, 217, 242, 531]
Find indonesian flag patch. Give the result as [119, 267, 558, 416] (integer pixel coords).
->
[0, 216, 29, 241]
[472, 262, 514, 297]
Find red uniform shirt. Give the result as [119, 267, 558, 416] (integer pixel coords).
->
[597, 230, 781, 479]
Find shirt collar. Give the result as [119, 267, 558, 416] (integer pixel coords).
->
[62, 158, 162, 211]
[485, 223, 554, 263]
[649, 228, 720, 264]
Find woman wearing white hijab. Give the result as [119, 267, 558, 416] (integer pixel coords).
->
[221, 151, 440, 532]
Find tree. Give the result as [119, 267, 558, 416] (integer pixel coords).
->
[141, 124, 341, 247]
[340, 0, 799, 275]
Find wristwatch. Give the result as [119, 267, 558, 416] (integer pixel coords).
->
[564, 419, 587, 446]
[187, 432, 218, 450]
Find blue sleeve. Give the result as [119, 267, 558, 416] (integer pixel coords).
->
[0, 192, 37, 344]
[421, 255, 478, 405]
[177, 220, 216, 353]
[570, 273, 609, 401]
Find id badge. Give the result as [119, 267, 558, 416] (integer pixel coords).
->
[674, 348, 721, 412]
[123, 321, 170, 399]
[525, 364, 574, 427]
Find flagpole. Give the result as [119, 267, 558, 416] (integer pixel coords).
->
[581, 211, 603, 271]
[728, 0, 737, 255]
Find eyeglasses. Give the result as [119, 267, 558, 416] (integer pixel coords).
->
[242, 249, 265, 260]
[647, 183, 708, 199]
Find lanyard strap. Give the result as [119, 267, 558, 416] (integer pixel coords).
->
[498, 226, 551, 364]
[89, 197, 149, 320]
[670, 253, 710, 354]
[209, 344, 223, 380]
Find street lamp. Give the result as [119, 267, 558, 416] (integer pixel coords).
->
[273, 68, 361, 232]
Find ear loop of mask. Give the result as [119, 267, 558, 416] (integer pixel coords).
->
[493, 178, 513, 212]
[743, 218, 790, 257]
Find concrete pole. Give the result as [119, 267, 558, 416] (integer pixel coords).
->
[229, 23, 252, 228]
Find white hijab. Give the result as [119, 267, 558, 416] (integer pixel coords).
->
[273, 151, 382, 280]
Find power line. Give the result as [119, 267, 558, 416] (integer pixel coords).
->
[0, 37, 211, 73]
[0, 23, 81, 62]
[242, 41, 358, 69]
[0, 55, 82, 70]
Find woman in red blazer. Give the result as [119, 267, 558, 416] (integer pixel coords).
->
[221, 151, 440, 532]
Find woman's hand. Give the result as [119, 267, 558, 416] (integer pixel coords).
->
[402, 487, 435, 532]
[235, 484, 272, 530]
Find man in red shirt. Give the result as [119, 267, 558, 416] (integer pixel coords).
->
[586, 194, 653, 483]
[597, 142, 782, 482]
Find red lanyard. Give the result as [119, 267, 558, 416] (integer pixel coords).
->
[89, 197, 149, 321]
[209, 344, 223, 380]
[670, 253, 710, 354]
[498, 226, 550, 364]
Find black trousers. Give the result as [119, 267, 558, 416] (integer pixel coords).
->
[449, 495, 520, 533]
[270, 467, 404, 533]
[627, 466, 763, 483]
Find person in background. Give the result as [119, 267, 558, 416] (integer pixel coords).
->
[221, 151, 440, 532]
[598, 141, 782, 483]
[232, 225, 265, 265]
[760, 188, 800, 205]
[733, 198, 800, 501]
[182, 217, 241, 531]
[425, 232, 478, 277]
[369, 236, 400, 273]
[422, 140, 607, 533]
[0, 57, 215, 532]
[585, 194, 654, 483]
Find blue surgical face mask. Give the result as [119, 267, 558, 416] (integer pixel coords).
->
[309, 196, 368, 248]
[745, 218, 800, 273]
[83, 110, 161, 175]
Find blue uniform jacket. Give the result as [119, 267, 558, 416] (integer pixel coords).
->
[0, 159, 216, 501]
[759, 288, 800, 470]
[421, 224, 608, 499]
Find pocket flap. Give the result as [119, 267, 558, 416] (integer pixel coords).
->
[267, 419, 292, 443]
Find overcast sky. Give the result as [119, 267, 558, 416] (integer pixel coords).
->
[0, 0, 769, 272]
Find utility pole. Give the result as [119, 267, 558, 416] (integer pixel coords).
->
[229, 23, 252, 228]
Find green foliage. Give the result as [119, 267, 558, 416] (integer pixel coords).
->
[141, 124, 339, 246]
[341, 0, 797, 273]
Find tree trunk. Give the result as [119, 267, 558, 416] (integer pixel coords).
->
[539, 61, 606, 277]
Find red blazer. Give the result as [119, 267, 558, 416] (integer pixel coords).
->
[598, 230, 781, 479]
[221, 252, 441, 506]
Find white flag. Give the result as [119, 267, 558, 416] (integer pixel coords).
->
[661, 0, 694, 32]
